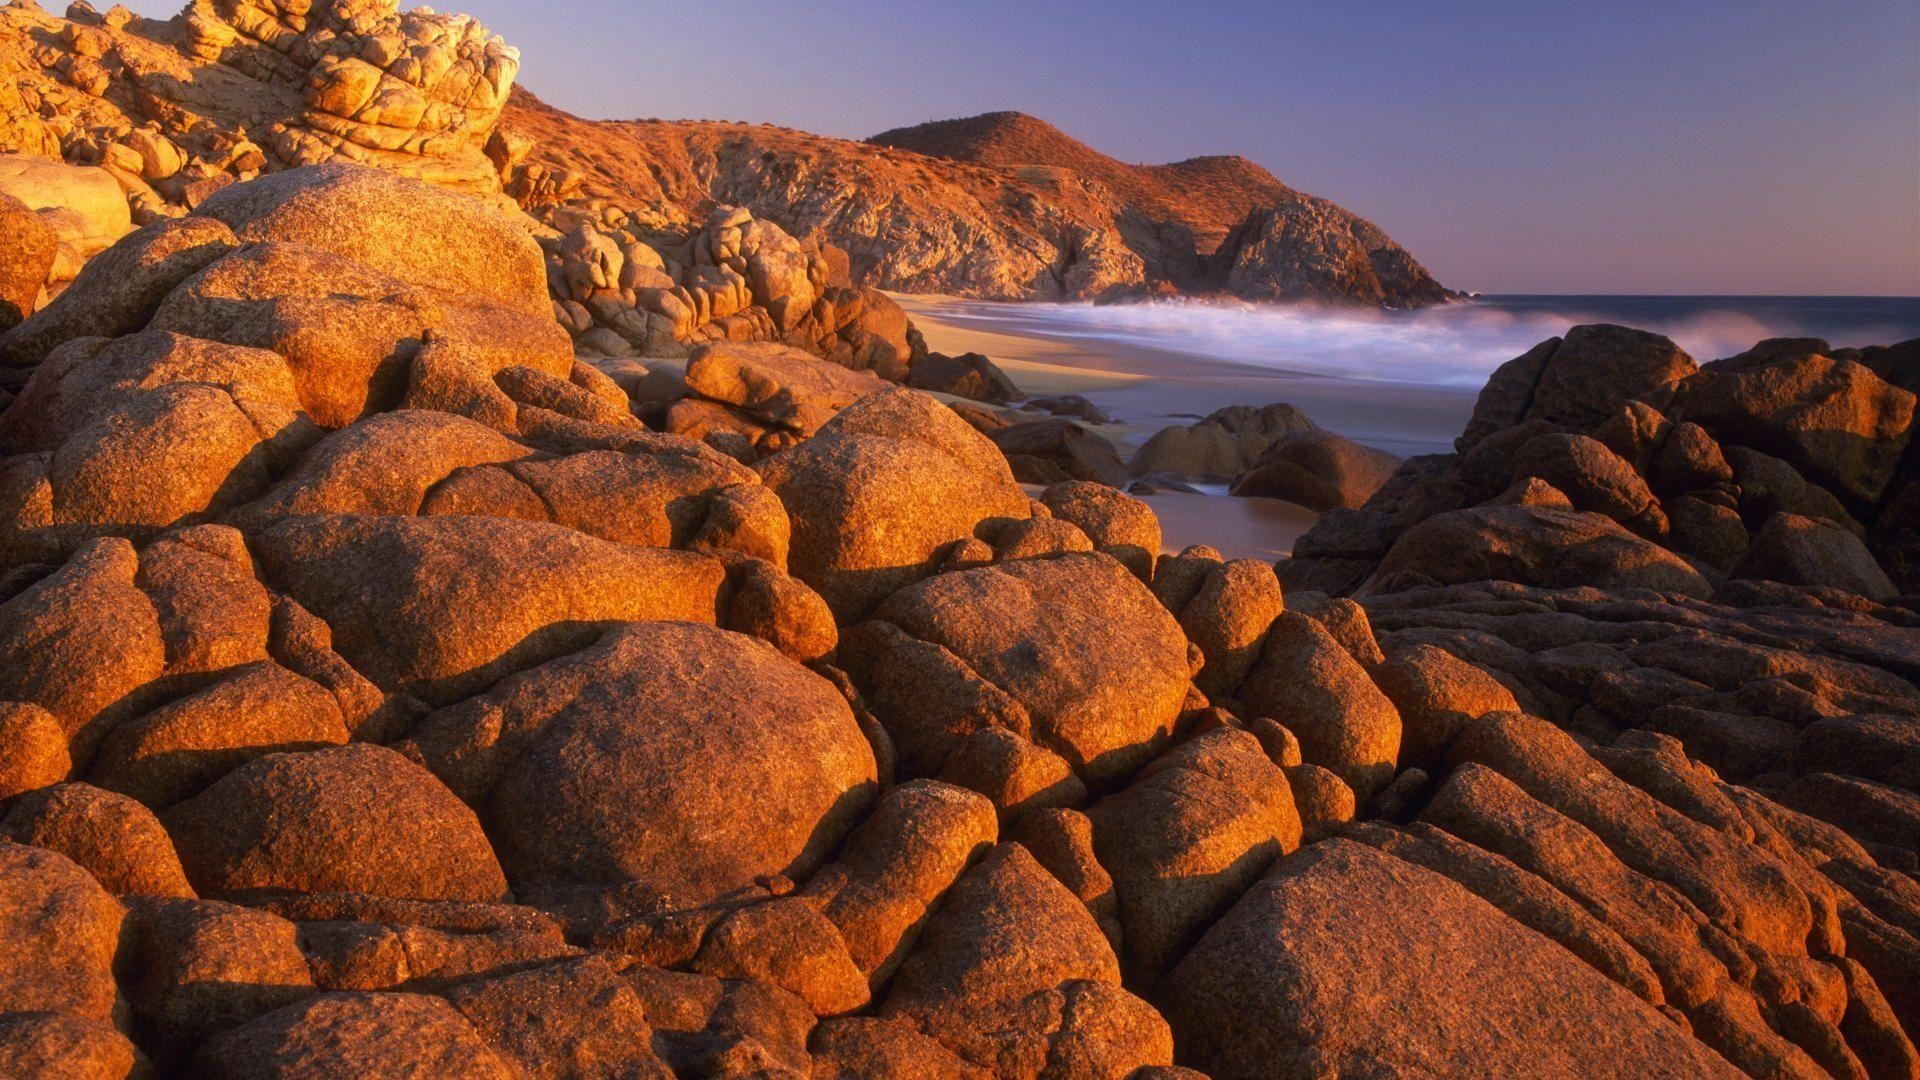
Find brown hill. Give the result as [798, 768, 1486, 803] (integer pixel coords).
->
[869, 111, 1294, 254]
[502, 92, 1456, 307]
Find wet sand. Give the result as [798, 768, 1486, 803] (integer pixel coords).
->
[1138, 491, 1320, 561]
[899, 292, 1475, 559]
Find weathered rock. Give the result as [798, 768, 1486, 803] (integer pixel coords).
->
[194, 165, 549, 316]
[1649, 420, 1734, 494]
[163, 744, 509, 904]
[1726, 445, 1861, 532]
[1130, 404, 1318, 482]
[0, 700, 70, 800]
[1457, 337, 1561, 450]
[906, 350, 1022, 404]
[0, 1013, 140, 1079]
[683, 341, 887, 436]
[0, 842, 125, 1024]
[1217, 198, 1452, 307]
[809, 1016, 992, 1079]
[0, 538, 165, 762]
[842, 553, 1190, 792]
[1005, 807, 1122, 949]
[0, 216, 237, 371]
[1369, 506, 1712, 598]
[148, 240, 569, 428]
[989, 418, 1126, 486]
[0, 330, 312, 555]
[193, 991, 515, 1080]
[1284, 763, 1356, 839]
[992, 516, 1093, 562]
[1237, 611, 1401, 803]
[444, 956, 672, 1079]
[800, 779, 998, 985]
[621, 965, 814, 1076]
[402, 622, 876, 909]
[882, 843, 1172, 1076]
[758, 387, 1030, 620]
[1230, 429, 1401, 510]
[1161, 839, 1743, 1079]
[1171, 557, 1285, 699]
[1087, 729, 1301, 980]
[1733, 512, 1897, 600]
[1, 782, 192, 897]
[89, 661, 350, 808]
[1039, 480, 1161, 580]
[1524, 324, 1697, 431]
[1373, 644, 1521, 771]
[0, 191, 56, 329]
[124, 897, 315, 1062]
[230, 409, 529, 524]
[1676, 349, 1917, 506]
[690, 897, 868, 1015]
[1500, 433, 1663, 534]
[251, 514, 725, 703]
[0, 157, 131, 284]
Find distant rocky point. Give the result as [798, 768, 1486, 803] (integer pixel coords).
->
[0, 0, 1455, 390]
[512, 96, 1457, 307]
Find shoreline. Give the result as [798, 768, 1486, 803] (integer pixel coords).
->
[892, 292, 1478, 461]
[897, 292, 1479, 560]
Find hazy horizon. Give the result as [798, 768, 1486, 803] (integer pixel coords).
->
[125, 0, 1920, 298]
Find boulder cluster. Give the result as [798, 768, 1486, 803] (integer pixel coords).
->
[1287, 324, 1920, 598]
[539, 204, 913, 378]
[0, 0, 521, 311]
[508, 95, 1458, 307]
[1126, 402, 1404, 510]
[0, 0, 514, 206]
[0, 0, 936, 387]
[0, 161, 1914, 1079]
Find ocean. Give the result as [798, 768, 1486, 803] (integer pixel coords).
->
[927, 295, 1920, 389]
[908, 294, 1920, 458]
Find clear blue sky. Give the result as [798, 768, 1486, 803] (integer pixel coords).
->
[134, 0, 1920, 295]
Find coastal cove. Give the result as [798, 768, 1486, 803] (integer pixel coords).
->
[0, 1, 1918, 1076]
[902, 292, 1920, 459]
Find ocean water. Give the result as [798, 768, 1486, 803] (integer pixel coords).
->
[917, 294, 1920, 459]
[930, 294, 1920, 390]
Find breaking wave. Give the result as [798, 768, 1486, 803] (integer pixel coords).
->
[932, 295, 1920, 390]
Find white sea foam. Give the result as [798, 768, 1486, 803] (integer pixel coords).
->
[933, 297, 1917, 390]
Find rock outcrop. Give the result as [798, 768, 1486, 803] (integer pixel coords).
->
[506, 97, 1455, 306]
[0, 0, 517, 211]
[1286, 325, 1920, 598]
[0, 26, 1916, 1080]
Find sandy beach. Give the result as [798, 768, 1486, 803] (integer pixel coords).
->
[893, 293, 1479, 461]
[898, 293, 1479, 559]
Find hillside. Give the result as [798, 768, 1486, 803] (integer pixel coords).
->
[869, 110, 1294, 254]
[503, 91, 1457, 306]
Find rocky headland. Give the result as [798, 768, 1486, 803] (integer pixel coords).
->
[0, 2, 1916, 1079]
[0, 0, 1454, 314]
[508, 95, 1456, 307]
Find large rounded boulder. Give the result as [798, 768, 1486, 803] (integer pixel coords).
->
[1368, 505, 1712, 598]
[757, 387, 1031, 621]
[402, 622, 878, 909]
[841, 552, 1191, 794]
[162, 744, 509, 904]
[192, 164, 551, 317]
[1161, 840, 1744, 1079]
[251, 514, 727, 703]
[1229, 429, 1402, 511]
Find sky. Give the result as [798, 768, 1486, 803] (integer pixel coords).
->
[131, 0, 1920, 296]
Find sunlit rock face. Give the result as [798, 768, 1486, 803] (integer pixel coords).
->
[0, 8, 1916, 1079]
